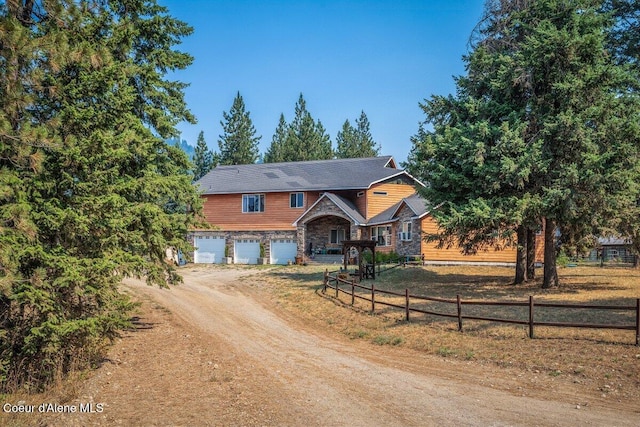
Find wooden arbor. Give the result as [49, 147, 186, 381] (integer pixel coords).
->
[342, 239, 377, 280]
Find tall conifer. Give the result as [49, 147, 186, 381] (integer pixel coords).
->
[0, 0, 201, 390]
[264, 114, 288, 163]
[218, 92, 261, 165]
[193, 131, 214, 181]
[406, 0, 640, 288]
[277, 94, 334, 162]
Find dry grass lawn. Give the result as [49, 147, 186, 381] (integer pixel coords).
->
[263, 264, 640, 403]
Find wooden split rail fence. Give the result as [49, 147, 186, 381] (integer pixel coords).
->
[323, 270, 640, 345]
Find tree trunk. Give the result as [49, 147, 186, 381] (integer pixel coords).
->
[542, 218, 559, 288]
[526, 227, 536, 280]
[514, 225, 527, 284]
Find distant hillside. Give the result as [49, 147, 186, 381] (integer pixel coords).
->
[166, 137, 195, 160]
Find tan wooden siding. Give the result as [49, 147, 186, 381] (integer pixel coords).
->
[366, 183, 417, 219]
[201, 192, 319, 231]
[419, 217, 545, 263]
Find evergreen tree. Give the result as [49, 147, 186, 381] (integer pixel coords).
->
[217, 92, 261, 165]
[406, 0, 640, 288]
[193, 131, 214, 181]
[335, 119, 358, 158]
[336, 111, 380, 158]
[264, 113, 288, 163]
[279, 94, 334, 161]
[0, 0, 202, 391]
[354, 111, 381, 157]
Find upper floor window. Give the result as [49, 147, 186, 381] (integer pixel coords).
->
[242, 194, 264, 213]
[290, 192, 304, 208]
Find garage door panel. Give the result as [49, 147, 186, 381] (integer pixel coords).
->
[235, 239, 260, 264]
[194, 236, 225, 264]
[270, 239, 297, 265]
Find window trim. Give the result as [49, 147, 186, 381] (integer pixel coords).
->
[399, 221, 412, 241]
[242, 193, 265, 213]
[290, 192, 304, 208]
[372, 225, 392, 246]
[329, 228, 346, 244]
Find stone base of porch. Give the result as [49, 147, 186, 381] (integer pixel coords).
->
[307, 254, 343, 265]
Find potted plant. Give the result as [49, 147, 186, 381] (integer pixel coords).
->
[257, 242, 268, 265]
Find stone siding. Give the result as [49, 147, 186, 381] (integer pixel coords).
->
[394, 206, 422, 257]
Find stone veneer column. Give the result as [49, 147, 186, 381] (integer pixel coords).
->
[350, 224, 361, 240]
[297, 224, 306, 258]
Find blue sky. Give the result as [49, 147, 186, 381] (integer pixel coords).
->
[163, 0, 486, 164]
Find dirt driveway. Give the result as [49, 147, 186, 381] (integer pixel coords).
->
[42, 267, 638, 426]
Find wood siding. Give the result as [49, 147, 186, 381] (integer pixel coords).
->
[420, 217, 545, 263]
[201, 192, 320, 231]
[366, 182, 417, 219]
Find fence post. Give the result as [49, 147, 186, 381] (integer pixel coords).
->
[529, 296, 535, 339]
[371, 283, 375, 313]
[635, 298, 639, 346]
[351, 279, 355, 305]
[335, 275, 339, 298]
[456, 295, 462, 331]
[405, 288, 410, 321]
[323, 269, 328, 293]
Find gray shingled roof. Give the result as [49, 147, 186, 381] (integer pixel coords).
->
[598, 236, 632, 246]
[195, 156, 409, 194]
[403, 193, 430, 217]
[367, 193, 431, 226]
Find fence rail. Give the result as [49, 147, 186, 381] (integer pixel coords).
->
[323, 270, 640, 345]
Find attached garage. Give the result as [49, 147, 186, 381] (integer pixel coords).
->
[234, 239, 260, 264]
[270, 239, 297, 265]
[194, 235, 226, 264]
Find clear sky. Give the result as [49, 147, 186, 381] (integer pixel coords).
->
[162, 0, 486, 164]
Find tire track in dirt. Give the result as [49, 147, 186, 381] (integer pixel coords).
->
[121, 268, 639, 427]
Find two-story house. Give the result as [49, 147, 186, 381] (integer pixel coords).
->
[191, 156, 542, 265]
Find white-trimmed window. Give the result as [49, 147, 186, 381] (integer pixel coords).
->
[330, 228, 346, 244]
[399, 222, 412, 241]
[242, 194, 264, 213]
[372, 226, 392, 246]
[290, 192, 304, 208]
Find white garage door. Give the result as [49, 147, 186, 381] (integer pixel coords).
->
[234, 239, 260, 264]
[194, 235, 226, 264]
[270, 239, 297, 265]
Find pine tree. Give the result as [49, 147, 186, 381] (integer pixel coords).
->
[278, 94, 334, 162]
[354, 111, 381, 157]
[336, 111, 380, 158]
[406, 0, 640, 288]
[218, 92, 261, 165]
[335, 119, 358, 158]
[0, 0, 202, 391]
[264, 114, 288, 163]
[193, 131, 214, 181]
